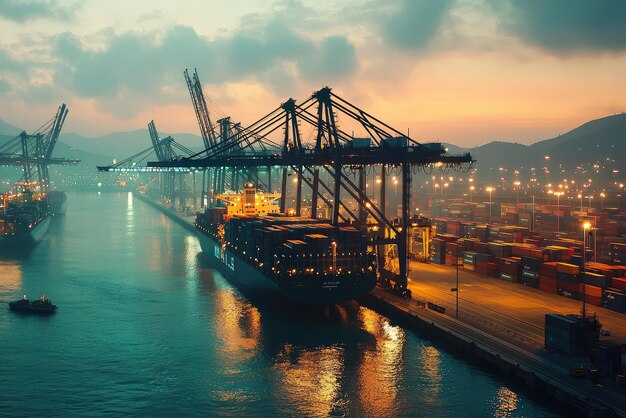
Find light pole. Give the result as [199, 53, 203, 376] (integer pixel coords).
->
[588, 195, 593, 211]
[469, 186, 475, 203]
[554, 191, 563, 234]
[450, 251, 462, 319]
[530, 195, 535, 232]
[582, 222, 590, 319]
[578, 193, 583, 212]
[514, 181, 521, 205]
[600, 192, 605, 210]
[486, 187, 494, 223]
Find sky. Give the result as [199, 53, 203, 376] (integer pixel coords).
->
[0, 0, 625, 147]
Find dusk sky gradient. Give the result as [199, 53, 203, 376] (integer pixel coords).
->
[1, 0, 625, 146]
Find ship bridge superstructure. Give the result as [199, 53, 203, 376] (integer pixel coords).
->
[214, 183, 280, 216]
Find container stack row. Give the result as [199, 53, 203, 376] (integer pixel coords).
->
[428, 218, 626, 314]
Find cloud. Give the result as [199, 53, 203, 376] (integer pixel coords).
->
[298, 36, 358, 83]
[0, 78, 9, 94]
[380, 0, 454, 51]
[491, 0, 626, 53]
[49, 22, 358, 107]
[0, 0, 75, 22]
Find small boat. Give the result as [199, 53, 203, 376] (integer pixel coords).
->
[9, 295, 57, 314]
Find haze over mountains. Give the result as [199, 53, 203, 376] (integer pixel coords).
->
[450, 113, 625, 181]
[1, 113, 625, 181]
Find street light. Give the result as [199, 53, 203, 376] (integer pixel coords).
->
[600, 192, 605, 209]
[577, 193, 583, 212]
[582, 222, 591, 319]
[530, 195, 535, 232]
[469, 185, 475, 203]
[583, 222, 591, 263]
[450, 251, 463, 319]
[513, 181, 521, 205]
[554, 191, 563, 234]
[486, 187, 494, 223]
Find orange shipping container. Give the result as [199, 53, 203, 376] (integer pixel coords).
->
[556, 262, 579, 275]
[584, 284, 603, 297]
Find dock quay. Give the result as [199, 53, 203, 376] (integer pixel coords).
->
[132, 192, 197, 234]
[134, 191, 626, 417]
[361, 285, 626, 417]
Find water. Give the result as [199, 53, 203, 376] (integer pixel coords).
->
[0, 192, 560, 417]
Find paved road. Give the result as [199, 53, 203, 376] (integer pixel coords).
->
[406, 261, 626, 348]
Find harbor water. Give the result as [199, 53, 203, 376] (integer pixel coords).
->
[0, 192, 561, 417]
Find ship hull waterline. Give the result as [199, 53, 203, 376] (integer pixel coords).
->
[0, 216, 51, 247]
[196, 231, 376, 306]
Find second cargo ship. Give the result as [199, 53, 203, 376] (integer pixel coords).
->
[0, 185, 51, 246]
[195, 183, 377, 305]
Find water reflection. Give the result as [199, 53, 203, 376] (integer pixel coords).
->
[126, 192, 134, 240]
[195, 256, 417, 417]
[0, 261, 22, 293]
[183, 235, 201, 280]
[492, 386, 519, 417]
[275, 345, 346, 417]
[419, 345, 443, 406]
[358, 309, 404, 417]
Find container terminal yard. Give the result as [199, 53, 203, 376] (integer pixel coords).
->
[97, 69, 626, 417]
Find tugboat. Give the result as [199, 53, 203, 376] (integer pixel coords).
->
[9, 294, 57, 314]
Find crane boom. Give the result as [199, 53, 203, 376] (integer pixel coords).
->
[44, 103, 68, 159]
[148, 120, 165, 162]
[184, 68, 217, 154]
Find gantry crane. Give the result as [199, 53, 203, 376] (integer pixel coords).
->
[148, 86, 474, 295]
[0, 103, 78, 193]
[97, 120, 195, 206]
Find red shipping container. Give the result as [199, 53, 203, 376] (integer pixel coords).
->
[611, 277, 626, 291]
[585, 295, 603, 307]
[584, 284, 603, 297]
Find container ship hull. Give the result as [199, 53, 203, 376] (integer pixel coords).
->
[196, 230, 376, 305]
[0, 214, 50, 246]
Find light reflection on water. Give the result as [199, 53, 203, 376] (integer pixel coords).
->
[0, 192, 562, 417]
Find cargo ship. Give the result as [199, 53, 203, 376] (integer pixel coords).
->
[0, 186, 51, 246]
[195, 183, 377, 305]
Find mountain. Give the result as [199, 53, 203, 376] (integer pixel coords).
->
[0, 118, 22, 136]
[530, 113, 626, 171]
[59, 129, 206, 162]
[445, 113, 626, 181]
